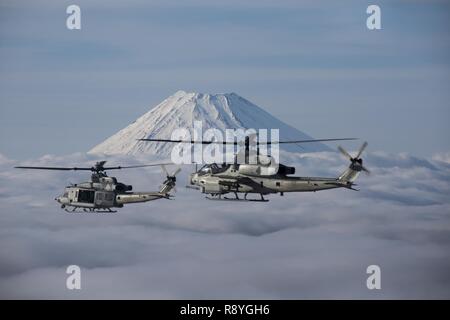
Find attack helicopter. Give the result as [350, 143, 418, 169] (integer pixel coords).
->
[139, 136, 369, 201]
[15, 161, 180, 212]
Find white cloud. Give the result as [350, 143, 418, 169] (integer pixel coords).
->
[432, 152, 450, 165]
[0, 151, 449, 298]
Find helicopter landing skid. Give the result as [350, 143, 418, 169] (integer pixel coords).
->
[206, 193, 269, 202]
[205, 197, 269, 202]
[245, 198, 269, 202]
[92, 208, 117, 214]
[64, 207, 117, 214]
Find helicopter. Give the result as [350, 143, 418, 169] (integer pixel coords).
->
[15, 161, 180, 212]
[139, 136, 369, 202]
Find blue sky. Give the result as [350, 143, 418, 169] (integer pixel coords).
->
[1, 0, 449, 159]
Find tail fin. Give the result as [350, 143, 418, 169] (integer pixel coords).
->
[338, 166, 361, 183]
[337, 142, 369, 183]
[159, 176, 176, 194]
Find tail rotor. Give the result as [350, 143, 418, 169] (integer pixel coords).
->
[160, 165, 181, 194]
[338, 142, 370, 174]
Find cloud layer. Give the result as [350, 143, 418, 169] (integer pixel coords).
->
[0, 150, 449, 299]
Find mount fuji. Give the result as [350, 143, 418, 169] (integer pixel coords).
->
[88, 91, 330, 157]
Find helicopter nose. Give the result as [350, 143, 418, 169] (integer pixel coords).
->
[189, 173, 196, 185]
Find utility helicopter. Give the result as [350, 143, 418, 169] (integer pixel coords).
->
[15, 161, 180, 212]
[139, 136, 369, 202]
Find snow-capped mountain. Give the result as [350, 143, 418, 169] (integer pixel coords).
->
[88, 90, 330, 157]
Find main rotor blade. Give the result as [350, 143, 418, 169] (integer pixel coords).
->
[138, 138, 225, 144]
[268, 138, 357, 144]
[355, 141, 368, 159]
[14, 166, 92, 171]
[103, 163, 173, 170]
[15, 163, 173, 171]
[138, 137, 357, 145]
[337, 146, 352, 160]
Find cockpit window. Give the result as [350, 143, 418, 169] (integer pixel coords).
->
[198, 164, 230, 175]
[199, 166, 211, 174]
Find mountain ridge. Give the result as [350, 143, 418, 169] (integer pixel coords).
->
[88, 91, 330, 157]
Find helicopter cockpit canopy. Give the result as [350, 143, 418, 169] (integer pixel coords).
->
[197, 163, 230, 175]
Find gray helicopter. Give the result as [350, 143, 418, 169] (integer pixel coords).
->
[15, 161, 180, 212]
[139, 136, 368, 202]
